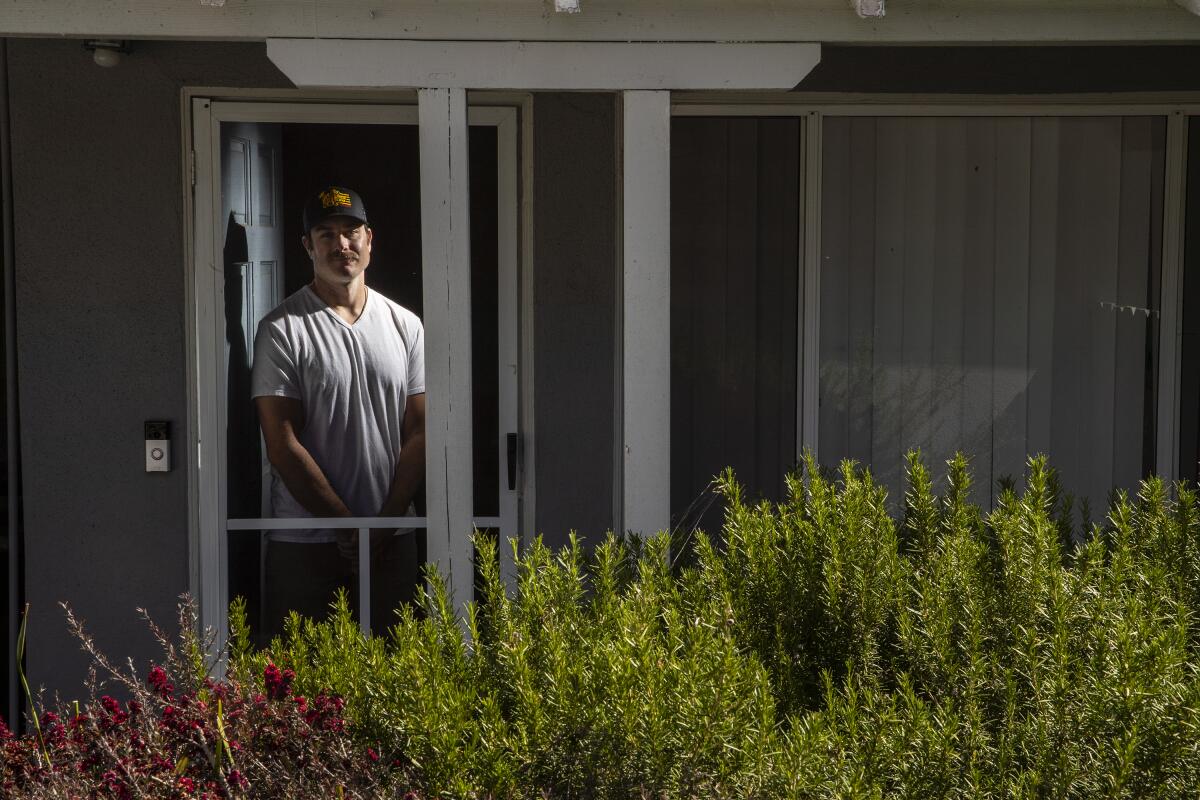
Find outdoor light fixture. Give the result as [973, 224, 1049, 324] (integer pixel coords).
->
[851, 0, 885, 18]
[84, 40, 129, 68]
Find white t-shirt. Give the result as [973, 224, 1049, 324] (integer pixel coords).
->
[251, 285, 425, 542]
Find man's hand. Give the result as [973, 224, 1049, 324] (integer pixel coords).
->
[337, 528, 401, 574]
[341, 393, 426, 575]
[379, 393, 426, 517]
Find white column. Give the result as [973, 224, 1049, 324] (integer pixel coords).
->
[418, 88, 474, 616]
[620, 90, 671, 538]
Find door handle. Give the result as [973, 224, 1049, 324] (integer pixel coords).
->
[506, 433, 518, 491]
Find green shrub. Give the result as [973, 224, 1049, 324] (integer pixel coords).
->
[12, 453, 1200, 798]
[241, 535, 780, 798]
[224, 453, 1200, 798]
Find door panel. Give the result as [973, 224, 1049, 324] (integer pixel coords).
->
[220, 121, 285, 635]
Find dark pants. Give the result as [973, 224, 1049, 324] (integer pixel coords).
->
[262, 532, 420, 640]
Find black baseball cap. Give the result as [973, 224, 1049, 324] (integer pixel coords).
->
[302, 186, 370, 233]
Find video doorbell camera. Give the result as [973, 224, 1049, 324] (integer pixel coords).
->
[145, 420, 171, 473]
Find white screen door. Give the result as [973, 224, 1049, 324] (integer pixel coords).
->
[190, 100, 521, 646]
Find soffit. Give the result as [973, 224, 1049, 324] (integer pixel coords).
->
[1, 1, 1199, 44]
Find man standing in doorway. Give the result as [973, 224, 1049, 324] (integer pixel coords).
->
[252, 185, 425, 634]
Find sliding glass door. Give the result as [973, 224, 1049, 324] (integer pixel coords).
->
[819, 115, 1166, 513]
[671, 105, 1176, 533]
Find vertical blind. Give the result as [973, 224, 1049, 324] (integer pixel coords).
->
[820, 116, 1166, 513]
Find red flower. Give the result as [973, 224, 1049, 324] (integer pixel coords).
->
[147, 665, 175, 698]
[263, 663, 294, 700]
[367, 746, 380, 762]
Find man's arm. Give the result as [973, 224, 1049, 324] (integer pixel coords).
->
[255, 395, 352, 518]
[379, 392, 426, 516]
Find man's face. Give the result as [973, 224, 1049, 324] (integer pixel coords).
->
[303, 216, 373, 286]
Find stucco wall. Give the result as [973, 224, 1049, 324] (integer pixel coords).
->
[6, 39, 290, 696]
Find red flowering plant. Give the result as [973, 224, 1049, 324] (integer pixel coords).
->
[1, 600, 420, 799]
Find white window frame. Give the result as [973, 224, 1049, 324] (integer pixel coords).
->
[669, 95, 1198, 487]
[185, 93, 528, 644]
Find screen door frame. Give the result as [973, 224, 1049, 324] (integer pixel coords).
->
[187, 96, 525, 645]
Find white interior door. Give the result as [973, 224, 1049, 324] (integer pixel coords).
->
[219, 121, 284, 520]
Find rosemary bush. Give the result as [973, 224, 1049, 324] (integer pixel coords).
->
[232, 454, 1200, 798]
[8, 453, 1200, 798]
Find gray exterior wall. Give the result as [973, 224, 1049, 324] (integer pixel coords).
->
[5, 45, 620, 696]
[7, 39, 290, 697]
[8, 40, 1199, 699]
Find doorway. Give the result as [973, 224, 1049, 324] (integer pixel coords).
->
[190, 100, 522, 644]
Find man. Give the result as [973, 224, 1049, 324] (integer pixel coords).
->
[251, 185, 425, 634]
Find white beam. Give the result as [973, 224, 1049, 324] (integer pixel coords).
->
[267, 40, 820, 91]
[418, 88, 474, 618]
[620, 90, 670, 539]
[4, 1, 1200, 43]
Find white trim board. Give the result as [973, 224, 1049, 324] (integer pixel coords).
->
[267, 40, 821, 91]
[517, 93, 537, 570]
[6, 1, 1200, 42]
[674, 100, 1200, 117]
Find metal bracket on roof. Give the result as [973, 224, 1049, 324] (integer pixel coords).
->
[852, 0, 885, 18]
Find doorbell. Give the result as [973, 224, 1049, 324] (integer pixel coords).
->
[145, 420, 171, 473]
